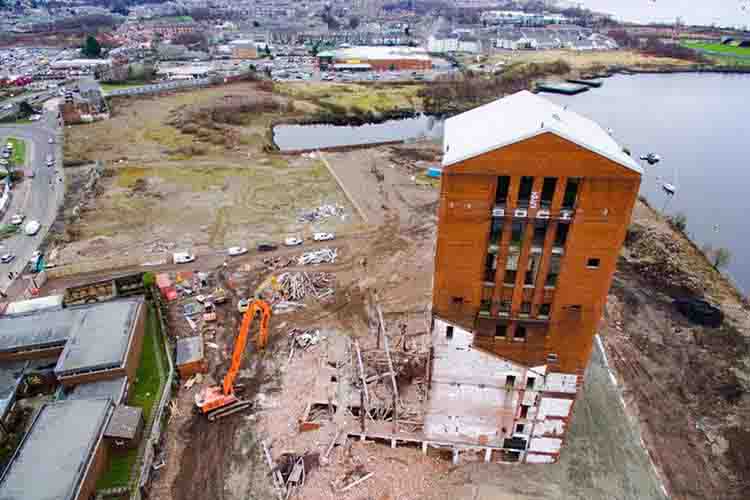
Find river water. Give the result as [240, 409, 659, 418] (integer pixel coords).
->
[546, 73, 750, 293]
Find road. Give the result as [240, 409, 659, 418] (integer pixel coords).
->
[0, 108, 64, 294]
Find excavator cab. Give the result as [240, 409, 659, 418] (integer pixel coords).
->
[195, 299, 271, 421]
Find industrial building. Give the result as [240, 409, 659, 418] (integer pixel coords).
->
[317, 46, 432, 72]
[428, 90, 641, 463]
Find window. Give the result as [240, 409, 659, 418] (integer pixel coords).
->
[554, 223, 569, 248]
[511, 222, 525, 246]
[515, 423, 526, 433]
[499, 300, 511, 314]
[495, 176, 510, 205]
[446, 325, 454, 339]
[546, 255, 561, 287]
[520, 405, 529, 419]
[547, 352, 558, 362]
[484, 253, 497, 282]
[526, 377, 536, 389]
[489, 218, 503, 245]
[495, 324, 507, 339]
[480, 299, 492, 315]
[532, 221, 547, 247]
[587, 258, 601, 269]
[562, 177, 581, 209]
[539, 303, 551, 317]
[452, 296, 464, 304]
[504, 253, 519, 285]
[520, 302, 531, 315]
[525, 254, 541, 286]
[506, 375, 516, 388]
[514, 326, 527, 341]
[541, 177, 557, 208]
[517, 176, 534, 207]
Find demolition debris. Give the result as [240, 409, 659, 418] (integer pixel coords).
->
[297, 248, 338, 266]
[297, 204, 346, 223]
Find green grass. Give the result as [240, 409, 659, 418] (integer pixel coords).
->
[684, 41, 750, 56]
[96, 305, 166, 490]
[3, 138, 26, 166]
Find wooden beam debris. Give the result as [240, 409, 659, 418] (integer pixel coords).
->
[262, 440, 286, 500]
[339, 472, 374, 493]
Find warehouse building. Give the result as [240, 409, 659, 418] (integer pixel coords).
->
[317, 46, 432, 71]
[0, 398, 115, 500]
[428, 90, 641, 463]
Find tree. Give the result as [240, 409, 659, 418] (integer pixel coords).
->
[669, 212, 687, 232]
[712, 248, 732, 270]
[82, 35, 102, 58]
[348, 16, 360, 30]
[252, 20, 260, 28]
[264, 45, 272, 57]
[18, 100, 34, 117]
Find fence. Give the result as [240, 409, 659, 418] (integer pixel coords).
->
[131, 292, 175, 500]
[106, 77, 215, 98]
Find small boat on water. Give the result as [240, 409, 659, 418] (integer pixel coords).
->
[640, 153, 662, 165]
[662, 183, 677, 195]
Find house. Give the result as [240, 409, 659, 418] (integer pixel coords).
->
[428, 90, 641, 463]
[175, 336, 207, 379]
[104, 404, 144, 449]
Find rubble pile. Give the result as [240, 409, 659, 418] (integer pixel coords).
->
[627, 226, 704, 294]
[297, 203, 346, 223]
[288, 328, 321, 350]
[262, 255, 295, 270]
[277, 272, 335, 302]
[297, 248, 338, 265]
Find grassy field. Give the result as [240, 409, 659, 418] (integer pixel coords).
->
[275, 82, 423, 115]
[3, 137, 26, 166]
[97, 305, 166, 490]
[683, 41, 750, 56]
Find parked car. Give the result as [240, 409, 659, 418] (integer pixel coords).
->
[313, 232, 335, 242]
[24, 220, 40, 236]
[10, 214, 24, 225]
[0, 254, 15, 264]
[256, 242, 278, 252]
[284, 236, 303, 246]
[48, 137, 54, 144]
[173, 251, 195, 264]
[674, 297, 723, 328]
[227, 246, 248, 257]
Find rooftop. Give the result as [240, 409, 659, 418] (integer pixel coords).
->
[175, 336, 203, 366]
[68, 376, 128, 404]
[319, 46, 431, 61]
[105, 405, 143, 440]
[442, 90, 642, 174]
[0, 399, 113, 500]
[0, 361, 26, 422]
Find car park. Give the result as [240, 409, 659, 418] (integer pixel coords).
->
[284, 236, 303, 246]
[227, 246, 248, 256]
[0, 254, 15, 264]
[313, 232, 335, 242]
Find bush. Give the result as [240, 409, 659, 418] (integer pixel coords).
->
[142, 271, 155, 288]
[668, 212, 688, 232]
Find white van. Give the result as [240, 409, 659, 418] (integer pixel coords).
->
[173, 252, 195, 264]
[24, 220, 41, 236]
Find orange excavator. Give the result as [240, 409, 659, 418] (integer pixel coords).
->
[195, 299, 271, 421]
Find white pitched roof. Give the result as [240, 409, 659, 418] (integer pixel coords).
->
[442, 90, 642, 174]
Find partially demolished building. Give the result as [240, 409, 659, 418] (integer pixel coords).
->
[428, 90, 642, 463]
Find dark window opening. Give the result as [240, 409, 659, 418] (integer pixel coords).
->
[541, 177, 557, 207]
[480, 298, 492, 314]
[484, 253, 497, 282]
[506, 375, 516, 388]
[495, 324, 507, 339]
[520, 302, 531, 315]
[452, 296, 464, 304]
[526, 377, 535, 389]
[520, 405, 529, 419]
[515, 423, 526, 433]
[499, 300, 512, 314]
[495, 176, 510, 205]
[525, 254, 541, 286]
[489, 218, 504, 245]
[514, 326, 527, 340]
[517, 176, 534, 207]
[532, 221, 548, 247]
[511, 222, 525, 246]
[562, 178, 581, 209]
[547, 352, 559, 362]
[446, 325, 454, 339]
[554, 223, 569, 248]
[546, 255, 561, 287]
[587, 258, 601, 268]
[539, 303, 551, 317]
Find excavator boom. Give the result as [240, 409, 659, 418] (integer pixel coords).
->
[195, 299, 271, 420]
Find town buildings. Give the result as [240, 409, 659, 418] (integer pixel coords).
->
[427, 90, 641, 463]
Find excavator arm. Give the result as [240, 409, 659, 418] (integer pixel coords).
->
[222, 299, 271, 396]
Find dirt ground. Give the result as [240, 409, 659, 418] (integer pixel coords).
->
[483, 49, 695, 71]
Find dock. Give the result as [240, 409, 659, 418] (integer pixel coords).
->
[566, 78, 603, 88]
[536, 81, 590, 95]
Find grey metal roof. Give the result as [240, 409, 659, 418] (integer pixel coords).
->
[0, 399, 113, 500]
[55, 297, 144, 378]
[68, 376, 128, 405]
[105, 405, 143, 440]
[175, 336, 203, 366]
[0, 308, 74, 353]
